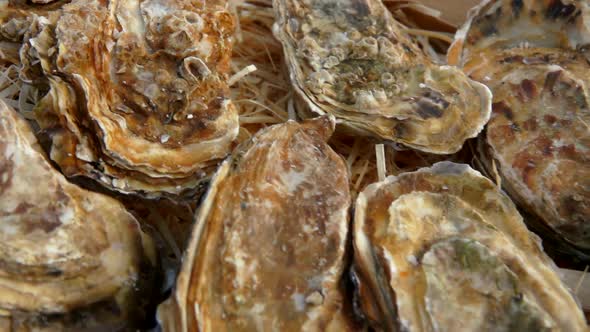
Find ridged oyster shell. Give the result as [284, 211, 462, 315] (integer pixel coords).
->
[0, 0, 238, 198]
[0, 100, 155, 330]
[272, 0, 491, 154]
[448, 0, 590, 67]
[449, 0, 590, 254]
[353, 162, 587, 331]
[0, 1, 65, 67]
[158, 116, 356, 331]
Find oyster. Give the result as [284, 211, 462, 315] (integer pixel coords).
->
[353, 162, 587, 331]
[158, 116, 357, 331]
[0, 100, 155, 329]
[448, 0, 590, 68]
[1, 0, 239, 198]
[272, 0, 492, 154]
[448, 0, 590, 254]
[481, 57, 590, 255]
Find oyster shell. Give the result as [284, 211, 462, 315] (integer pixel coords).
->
[158, 116, 356, 331]
[353, 162, 587, 331]
[0, 1, 64, 68]
[448, 0, 590, 68]
[0, 100, 155, 329]
[1, 0, 239, 198]
[448, 0, 590, 254]
[272, 0, 492, 154]
[482, 57, 590, 255]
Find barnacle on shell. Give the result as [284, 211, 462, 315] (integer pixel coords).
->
[0, 0, 239, 198]
[273, 0, 492, 154]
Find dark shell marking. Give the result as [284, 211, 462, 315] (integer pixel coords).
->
[449, 0, 590, 253]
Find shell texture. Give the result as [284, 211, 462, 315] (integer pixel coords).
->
[448, 0, 590, 66]
[449, 0, 590, 254]
[0, 0, 239, 198]
[353, 161, 588, 331]
[157, 116, 356, 332]
[273, 0, 492, 154]
[0, 100, 155, 330]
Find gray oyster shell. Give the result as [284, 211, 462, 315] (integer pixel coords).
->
[273, 0, 491, 154]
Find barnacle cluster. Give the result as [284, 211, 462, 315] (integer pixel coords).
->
[274, 0, 492, 154]
[1, 0, 238, 199]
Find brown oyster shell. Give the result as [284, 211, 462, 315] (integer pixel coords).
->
[448, 0, 590, 67]
[449, 0, 590, 254]
[1, 0, 239, 198]
[272, 0, 491, 154]
[0, 100, 155, 329]
[353, 162, 587, 331]
[483, 57, 590, 253]
[158, 116, 356, 331]
[0, 1, 64, 69]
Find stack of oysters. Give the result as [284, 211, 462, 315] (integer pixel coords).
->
[0, 0, 587, 330]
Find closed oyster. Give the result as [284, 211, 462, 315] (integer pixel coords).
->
[158, 116, 356, 331]
[1, 0, 239, 198]
[0, 100, 155, 330]
[481, 57, 590, 255]
[272, 0, 491, 154]
[448, 0, 590, 68]
[353, 162, 587, 331]
[448, 0, 590, 255]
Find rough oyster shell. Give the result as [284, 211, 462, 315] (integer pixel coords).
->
[448, 0, 590, 255]
[483, 57, 590, 254]
[448, 0, 590, 67]
[353, 162, 587, 331]
[1, 0, 239, 198]
[272, 0, 492, 154]
[158, 116, 356, 331]
[0, 1, 64, 68]
[0, 100, 155, 329]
